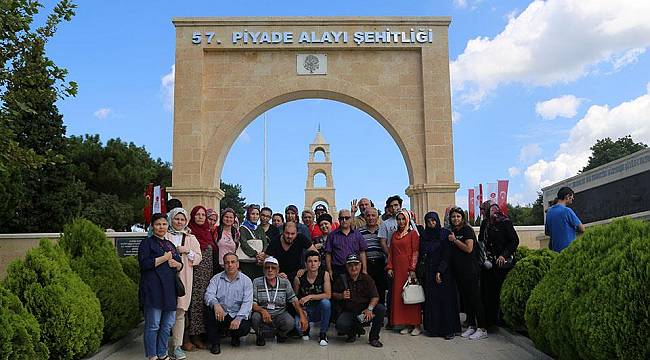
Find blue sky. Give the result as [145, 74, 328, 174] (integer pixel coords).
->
[46, 0, 650, 214]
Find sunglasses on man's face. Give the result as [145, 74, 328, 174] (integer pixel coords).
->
[339, 216, 351, 221]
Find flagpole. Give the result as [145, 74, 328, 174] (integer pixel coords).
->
[263, 112, 268, 207]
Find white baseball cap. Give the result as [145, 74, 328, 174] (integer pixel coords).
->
[264, 256, 279, 265]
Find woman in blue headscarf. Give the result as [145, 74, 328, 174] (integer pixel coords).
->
[238, 204, 268, 278]
[419, 211, 461, 339]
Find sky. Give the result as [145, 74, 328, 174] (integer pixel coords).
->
[44, 0, 650, 214]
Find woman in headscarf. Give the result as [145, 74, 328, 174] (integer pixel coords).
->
[185, 205, 215, 350]
[448, 207, 488, 340]
[165, 207, 202, 358]
[238, 204, 267, 279]
[138, 213, 183, 360]
[206, 208, 219, 240]
[215, 208, 239, 273]
[386, 208, 422, 336]
[419, 212, 460, 339]
[480, 203, 519, 328]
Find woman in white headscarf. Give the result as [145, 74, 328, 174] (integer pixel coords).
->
[166, 207, 202, 359]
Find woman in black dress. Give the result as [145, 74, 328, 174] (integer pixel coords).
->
[419, 212, 461, 339]
[479, 203, 519, 327]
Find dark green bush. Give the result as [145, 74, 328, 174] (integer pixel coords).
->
[59, 218, 141, 342]
[0, 286, 48, 360]
[3, 239, 103, 360]
[119, 256, 140, 286]
[525, 218, 650, 359]
[513, 246, 534, 263]
[500, 249, 557, 330]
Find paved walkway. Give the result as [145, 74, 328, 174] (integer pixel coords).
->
[106, 327, 548, 360]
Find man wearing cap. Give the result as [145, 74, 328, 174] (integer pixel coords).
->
[265, 222, 317, 282]
[312, 214, 332, 266]
[204, 252, 253, 354]
[251, 257, 308, 346]
[325, 209, 368, 280]
[332, 254, 385, 347]
[315, 204, 339, 230]
[283, 204, 311, 241]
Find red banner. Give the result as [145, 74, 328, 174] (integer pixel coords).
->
[498, 180, 509, 215]
[144, 183, 153, 227]
[468, 188, 475, 221]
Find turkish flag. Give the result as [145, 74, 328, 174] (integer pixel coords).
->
[498, 180, 509, 215]
[144, 183, 153, 227]
[468, 188, 475, 221]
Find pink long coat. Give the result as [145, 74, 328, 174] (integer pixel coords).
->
[166, 232, 202, 311]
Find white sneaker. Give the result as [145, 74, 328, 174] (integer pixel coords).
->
[469, 328, 488, 340]
[461, 327, 476, 338]
[410, 327, 421, 336]
[302, 335, 310, 341]
[399, 327, 411, 335]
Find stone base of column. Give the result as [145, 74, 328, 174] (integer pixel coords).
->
[405, 183, 460, 223]
[167, 187, 225, 213]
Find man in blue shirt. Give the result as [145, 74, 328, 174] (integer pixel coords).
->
[204, 252, 253, 354]
[545, 187, 586, 252]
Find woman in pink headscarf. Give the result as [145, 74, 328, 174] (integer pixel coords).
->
[386, 208, 422, 336]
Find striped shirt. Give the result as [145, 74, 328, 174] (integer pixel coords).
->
[252, 276, 296, 316]
[358, 226, 385, 260]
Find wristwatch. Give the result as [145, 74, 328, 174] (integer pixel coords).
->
[367, 305, 375, 312]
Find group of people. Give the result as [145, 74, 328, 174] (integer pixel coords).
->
[138, 194, 521, 360]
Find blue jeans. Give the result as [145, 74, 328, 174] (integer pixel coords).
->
[295, 299, 331, 334]
[144, 307, 176, 358]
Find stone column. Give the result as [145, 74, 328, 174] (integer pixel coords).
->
[167, 187, 225, 213]
[406, 184, 458, 224]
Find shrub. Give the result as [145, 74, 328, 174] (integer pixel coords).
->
[525, 218, 650, 359]
[500, 249, 557, 330]
[59, 218, 141, 342]
[513, 246, 534, 263]
[119, 256, 140, 286]
[3, 239, 103, 360]
[0, 286, 48, 360]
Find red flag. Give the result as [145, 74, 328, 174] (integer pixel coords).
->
[479, 184, 483, 205]
[161, 187, 167, 215]
[144, 183, 153, 227]
[468, 188, 475, 221]
[498, 180, 509, 215]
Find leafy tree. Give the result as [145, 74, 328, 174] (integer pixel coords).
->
[507, 193, 544, 226]
[220, 180, 246, 221]
[0, 1, 79, 232]
[582, 135, 647, 172]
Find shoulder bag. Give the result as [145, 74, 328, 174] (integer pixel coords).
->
[235, 226, 264, 261]
[402, 278, 425, 304]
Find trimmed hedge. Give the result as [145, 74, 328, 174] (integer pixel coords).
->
[0, 286, 48, 360]
[59, 219, 141, 342]
[119, 256, 140, 286]
[3, 239, 103, 360]
[500, 248, 557, 330]
[525, 218, 650, 359]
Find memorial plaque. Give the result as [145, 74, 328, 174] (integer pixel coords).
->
[115, 236, 147, 257]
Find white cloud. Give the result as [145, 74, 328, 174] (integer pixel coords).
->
[518, 143, 542, 163]
[508, 167, 521, 177]
[93, 108, 111, 119]
[524, 82, 650, 197]
[451, 0, 650, 105]
[453, 0, 468, 8]
[612, 47, 646, 71]
[161, 65, 175, 112]
[535, 95, 582, 120]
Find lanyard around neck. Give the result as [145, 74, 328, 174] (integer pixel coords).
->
[264, 277, 280, 304]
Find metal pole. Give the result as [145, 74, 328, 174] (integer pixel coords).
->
[263, 112, 268, 207]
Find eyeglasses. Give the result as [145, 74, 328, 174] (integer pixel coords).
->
[264, 265, 278, 270]
[339, 216, 351, 221]
[260, 213, 271, 218]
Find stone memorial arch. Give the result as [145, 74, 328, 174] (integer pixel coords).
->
[169, 17, 459, 218]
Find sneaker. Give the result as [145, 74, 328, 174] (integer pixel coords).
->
[469, 328, 488, 340]
[276, 334, 288, 343]
[319, 333, 328, 346]
[461, 327, 476, 338]
[410, 327, 421, 336]
[369, 339, 383, 348]
[302, 335, 310, 341]
[230, 336, 241, 347]
[172, 346, 187, 360]
[399, 327, 410, 335]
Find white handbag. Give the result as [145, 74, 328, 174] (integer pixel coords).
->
[235, 226, 264, 261]
[401, 278, 425, 304]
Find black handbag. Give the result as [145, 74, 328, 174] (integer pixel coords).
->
[175, 234, 186, 297]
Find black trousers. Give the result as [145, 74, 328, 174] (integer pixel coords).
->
[335, 304, 386, 341]
[481, 268, 509, 327]
[367, 258, 388, 305]
[456, 274, 486, 329]
[205, 310, 252, 345]
[331, 264, 347, 281]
